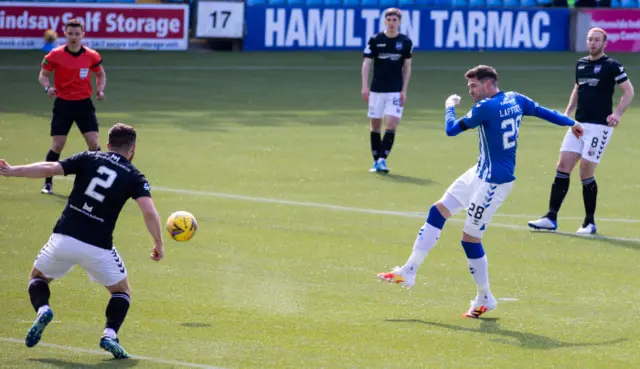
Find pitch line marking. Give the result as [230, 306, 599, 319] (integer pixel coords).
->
[0, 337, 225, 369]
[150, 185, 640, 244]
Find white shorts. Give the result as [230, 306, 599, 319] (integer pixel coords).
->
[34, 233, 127, 286]
[560, 123, 613, 164]
[437, 166, 514, 238]
[367, 92, 403, 119]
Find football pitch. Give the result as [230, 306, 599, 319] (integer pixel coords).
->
[1, 50, 639, 368]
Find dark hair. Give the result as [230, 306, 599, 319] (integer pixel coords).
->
[108, 123, 137, 150]
[384, 8, 402, 19]
[64, 19, 84, 31]
[465, 65, 499, 83]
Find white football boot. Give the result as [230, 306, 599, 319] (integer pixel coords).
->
[377, 266, 416, 289]
[527, 216, 558, 231]
[576, 223, 597, 235]
[462, 294, 498, 319]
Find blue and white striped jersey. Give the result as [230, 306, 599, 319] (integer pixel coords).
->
[445, 91, 576, 184]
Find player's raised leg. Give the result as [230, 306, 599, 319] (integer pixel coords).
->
[377, 202, 452, 287]
[377, 167, 474, 287]
[528, 132, 582, 231]
[461, 180, 513, 319]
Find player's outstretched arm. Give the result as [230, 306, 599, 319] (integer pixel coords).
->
[0, 160, 63, 178]
[520, 94, 577, 127]
[136, 197, 164, 261]
[528, 104, 584, 138]
[532, 105, 576, 126]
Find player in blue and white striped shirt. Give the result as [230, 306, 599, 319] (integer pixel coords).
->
[378, 65, 584, 318]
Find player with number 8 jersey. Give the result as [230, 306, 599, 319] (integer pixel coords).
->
[0, 123, 164, 359]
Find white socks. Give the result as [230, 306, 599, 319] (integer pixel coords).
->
[103, 328, 117, 339]
[37, 305, 50, 316]
[402, 223, 442, 274]
[468, 255, 492, 297]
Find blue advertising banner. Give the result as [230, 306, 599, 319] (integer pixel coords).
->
[244, 7, 570, 51]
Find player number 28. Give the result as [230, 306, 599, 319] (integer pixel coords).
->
[501, 114, 522, 150]
[85, 166, 118, 203]
[468, 203, 485, 220]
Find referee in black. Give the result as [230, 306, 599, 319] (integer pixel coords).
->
[528, 27, 634, 235]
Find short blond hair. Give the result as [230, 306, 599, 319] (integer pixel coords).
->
[588, 27, 607, 42]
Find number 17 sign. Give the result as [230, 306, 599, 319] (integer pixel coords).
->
[196, 1, 244, 39]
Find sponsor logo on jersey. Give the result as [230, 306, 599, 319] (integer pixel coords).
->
[377, 53, 402, 61]
[578, 78, 599, 86]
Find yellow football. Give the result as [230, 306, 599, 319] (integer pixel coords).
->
[44, 29, 58, 42]
[166, 211, 198, 242]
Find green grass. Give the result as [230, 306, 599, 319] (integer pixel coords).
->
[0, 50, 639, 368]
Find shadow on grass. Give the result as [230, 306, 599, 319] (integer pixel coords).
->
[386, 318, 627, 350]
[532, 230, 640, 251]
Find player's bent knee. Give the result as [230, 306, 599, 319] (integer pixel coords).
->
[556, 152, 580, 173]
[579, 160, 597, 179]
[370, 119, 383, 131]
[461, 232, 482, 243]
[434, 202, 453, 219]
[83, 133, 100, 150]
[29, 267, 52, 282]
[106, 277, 131, 295]
[384, 117, 400, 131]
[51, 138, 67, 153]
[462, 222, 485, 240]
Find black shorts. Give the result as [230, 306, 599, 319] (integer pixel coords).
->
[51, 98, 99, 136]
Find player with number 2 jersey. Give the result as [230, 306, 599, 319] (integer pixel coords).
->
[0, 123, 164, 359]
[377, 65, 583, 319]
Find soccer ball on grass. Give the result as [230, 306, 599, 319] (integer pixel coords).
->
[166, 211, 198, 242]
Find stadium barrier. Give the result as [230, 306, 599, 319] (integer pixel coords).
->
[242, 6, 571, 50]
[0, 1, 639, 52]
[575, 9, 640, 52]
[0, 2, 190, 50]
